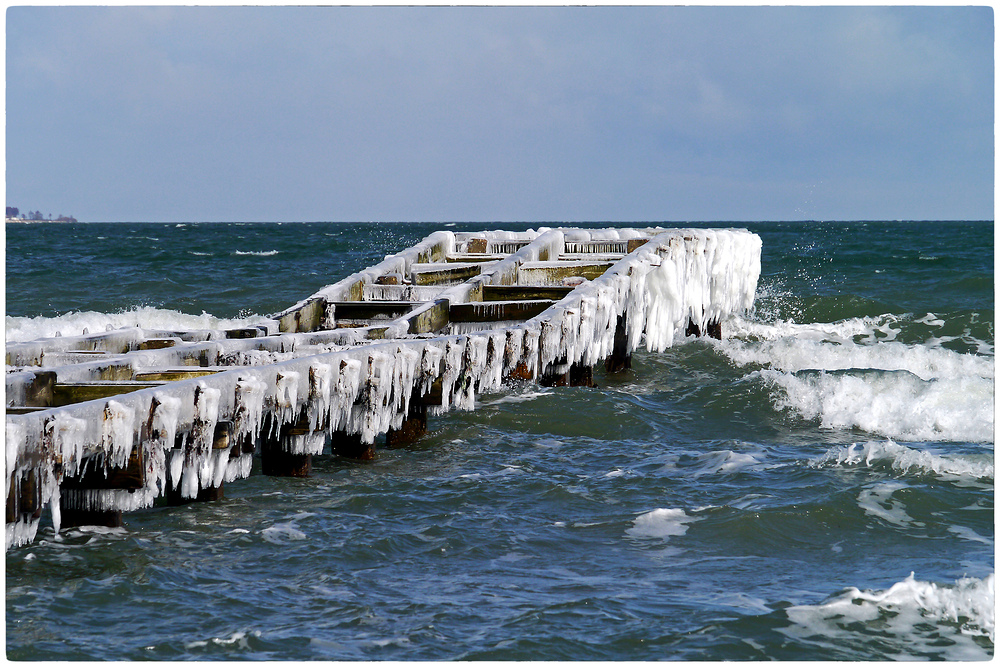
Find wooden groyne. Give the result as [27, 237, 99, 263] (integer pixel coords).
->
[5, 227, 762, 549]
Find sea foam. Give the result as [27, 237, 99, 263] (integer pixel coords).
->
[626, 508, 699, 540]
[814, 440, 994, 483]
[5, 307, 271, 343]
[781, 573, 995, 660]
[722, 316, 994, 443]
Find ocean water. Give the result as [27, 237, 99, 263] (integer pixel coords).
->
[5, 220, 994, 660]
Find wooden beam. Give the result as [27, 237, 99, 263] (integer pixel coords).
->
[517, 261, 613, 285]
[133, 368, 222, 382]
[449, 300, 553, 323]
[406, 299, 450, 334]
[278, 297, 327, 333]
[411, 263, 483, 286]
[51, 382, 164, 407]
[61, 446, 145, 490]
[481, 284, 574, 302]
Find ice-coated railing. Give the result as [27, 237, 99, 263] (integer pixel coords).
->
[6, 227, 761, 549]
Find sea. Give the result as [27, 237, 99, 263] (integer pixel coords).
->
[4, 220, 995, 661]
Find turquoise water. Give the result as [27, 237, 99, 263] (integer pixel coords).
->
[5, 221, 995, 660]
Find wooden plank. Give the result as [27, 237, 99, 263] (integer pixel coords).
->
[449, 300, 553, 323]
[22, 371, 56, 407]
[61, 446, 145, 490]
[332, 301, 417, 322]
[137, 338, 177, 350]
[278, 297, 326, 333]
[411, 263, 483, 286]
[406, 299, 450, 334]
[133, 368, 222, 382]
[482, 285, 574, 302]
[51, 382, 164, 407]
[517, 261, 613, 285]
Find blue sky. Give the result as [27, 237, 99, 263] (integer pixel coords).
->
[5, 5, 994, 222]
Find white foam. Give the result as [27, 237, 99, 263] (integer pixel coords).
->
[5, 306, 271, 343]
[689, 449, 765, 477]
[260, 522, 307, 544]
[723, 317, 994, 443]
[814, 440, 993, 483]
[781, 573, 995, 659]
[626, 508, 699, 540]
[234, 250, 279, 257]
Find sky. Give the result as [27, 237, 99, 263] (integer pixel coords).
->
[4, 5, 995, 223]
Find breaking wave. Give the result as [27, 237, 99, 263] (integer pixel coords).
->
[720, 315, 994, 443]
[5, 306, 270, 343]
[781, 573, 994, 660]
[813, 440, 994, 482]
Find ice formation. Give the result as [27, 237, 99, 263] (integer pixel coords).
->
[5, 228, 761, 549]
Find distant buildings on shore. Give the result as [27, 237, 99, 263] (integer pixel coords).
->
[5, 206, 77, 223]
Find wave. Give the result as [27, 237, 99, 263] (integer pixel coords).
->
[721, 315, 994, 443]
[234, 250, 280, 257]
[5, 306, 272, 343]
[781, 573, 995, 659]
[813, 440, 994, 482]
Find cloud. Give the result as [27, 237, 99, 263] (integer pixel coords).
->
[5, 6, 993, 222]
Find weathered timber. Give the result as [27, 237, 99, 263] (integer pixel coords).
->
[51, 382, 164, 407]
[386, 404, 428, 448]
[406, 299, 450, 334]
[133, 368, 222, 382]
[278, 297, 327, 333]
[411, 262, 484, 285]
[19, 371, 56, 407]
[61, 446, 145, 490]
[449, 300, 553, 323]
[332, 301, 417, 323]
[137, 338, 177, 350]
[605, 314, 632, 373]
[330, 431, 374, 461]
[481, 285, 574, 302]
[517, 260, 614, 285]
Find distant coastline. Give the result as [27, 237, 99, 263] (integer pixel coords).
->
[6, 207, 77, 223]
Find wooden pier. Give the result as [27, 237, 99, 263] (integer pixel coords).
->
[5, 227, 761, 549]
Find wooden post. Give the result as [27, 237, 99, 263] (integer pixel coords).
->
[61, 508, 123, 529]
[569, 363, 596, 388]
[605, 313, 631, 373]
[386, 403, 428, 448]
[260, 413, 313, 477]
[329, 431, 375, 460]
[685, 317, 722, 340]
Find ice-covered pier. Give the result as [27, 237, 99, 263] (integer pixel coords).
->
[5, 227, 761, 549]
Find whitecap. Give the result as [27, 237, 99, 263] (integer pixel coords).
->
[5, 306, 271, 343]
[813, 440, 993, 482]
[234, 250, 280, 257]
[722, 317, 995, 443]
[781, 573, 994, 659]
[260, 522, 307, 544]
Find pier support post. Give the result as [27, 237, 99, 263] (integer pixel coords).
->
[257, 413, 314, 477]
[605, 314, 632, 373]
[166, 483, 225, 506]
[330, 431, 375, 460]
[540, 360, 596, 387]
[60, 507, 124, 529]
[685, 318, 722, 340]
[569, 363, 596, 388]
[386, 404, 428, 448]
